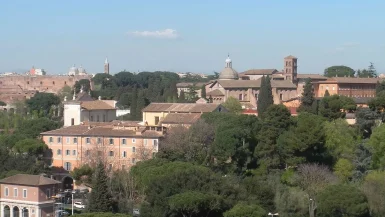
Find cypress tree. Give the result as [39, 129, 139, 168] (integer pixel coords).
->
[324, 90, 330, 97]
[257, 76, 274, 116]
[201, 85, 206, 99]
[88, 161, 112, 212]
[130, 87, 138, 120]
[298, 78, 315, 113]
[136, 89, 146, 120]
[179, 90, 186, 103]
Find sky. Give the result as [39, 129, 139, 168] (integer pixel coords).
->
[1, 0, 385, 75]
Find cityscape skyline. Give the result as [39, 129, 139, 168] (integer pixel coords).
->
[1, 0, 385, 74]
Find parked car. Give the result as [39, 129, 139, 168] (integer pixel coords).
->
[133, 208, 140, 216]
[63, 189, 72, 193]
[74, 201, 85, 209]
[55, 210, 69, 217]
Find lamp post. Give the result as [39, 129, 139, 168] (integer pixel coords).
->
[72, 192, 74, 215]
[268, 212, 279, 216]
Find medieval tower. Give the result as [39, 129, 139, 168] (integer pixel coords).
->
[283, 55, 298, 84]
[104, 57, 110, 74]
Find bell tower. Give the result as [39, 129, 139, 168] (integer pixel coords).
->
[283, 55, 297, 83]
[104, 57, 109, 74]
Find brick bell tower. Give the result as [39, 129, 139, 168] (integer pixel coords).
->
[104, 57, 109, 74]
[283, 55, 297, 84]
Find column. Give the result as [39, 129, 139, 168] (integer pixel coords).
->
[10, 205, 13, 217]
[1, 204, 4, 217]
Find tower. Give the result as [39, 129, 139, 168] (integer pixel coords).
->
[283, 55, 297, 83]
[104, 57, 109, 74]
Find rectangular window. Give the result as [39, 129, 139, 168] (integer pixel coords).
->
[66, 150, 70, 156]
[132, 147, 136, 153]
[97, 137, 102, 144]
[109, 151, 114, 157]
[57, 149, 61, 155]
[109, 138, 114, 145]
[86, 138, 90, 144]
[97, 115, 100, 122]
[49, 137, 53, 143]
[144, 139, 148, 146]
[153, 139, 158, 147]
[57, 137, 61, 144]
[66, 137, 70, 144]
[279, 94, 283, 101]
[46, 189, 51, 198]
[122, 139, 126, 145]
[238, 94, 243, 100]
[73, 150, 76, 156]
[90, 115, 94, 121]
[71, 118, 75, 126]
[5, 187, 9, 196]
[64, 162, 71, 171]
[132, 138, 136, 143]
[23, 189, 27, 198]
[73, 138, 78, 144]
[155, 116, 160, 125]
[103, 114, 106, 122]
[14, 188, 18, 197]
[122, 151, 127, 158]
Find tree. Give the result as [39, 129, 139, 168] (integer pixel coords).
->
[117, 93, 131, 109]
[318, 184, 369, 217]
[13, 138, 47, 156]
[356, 108, 378, 138]
[298, 78, 315, 113]
[26, 92, 61, 115]
[333, 158, 354, 182]
[368, 62, 377, 77]
[58, 85, 73, 101]
[224, 203, 266, 217]
[73, 213, 132, 217]
[296, 164, 338, 217]
[318, 95, 356, 120]
[179, 90, 186, 103]
[136, 89, 146, 121]
[362, 171, 385, 216]
[0, 101, 6, 106]
[368, 91, 385, 123]
[376, 81, 385, 94]
[324, 89, 330, 97]
[367, 124, 385, 169]
[88, 161, 112, 213]
[130, 87, 138, 120]
[324, 65, 355, 77]
[222, 97, 242, 113]
[257, 76, 273, 117]
[71, 164, 94, 186]
[200, 85, 206, 99]
[75, 79, 91, 93]
[115, 71, 134, 87]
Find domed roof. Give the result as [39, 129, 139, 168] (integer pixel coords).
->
[218, 55, 238, 80]
[219, 67, 238, 80]
[78, 65, 86, 74]
[69, 64, 79, 75]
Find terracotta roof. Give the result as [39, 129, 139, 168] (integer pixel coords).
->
[81, 101, 115, 110]
[284, 55, 297, 59]
[161, 113, 202, 124]
[313, 77, 384, 84]
[207, 89, 225, 96]
[240, 69, 278, 75]
[217, 78, 296, 89]
[297, 74, 327, 80]
[0, 174, 61, 186]
[142, 103, 222, 113]
[76, 92, 94, 101]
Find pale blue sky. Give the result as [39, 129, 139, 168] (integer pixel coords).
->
[1, 0, 385, 75]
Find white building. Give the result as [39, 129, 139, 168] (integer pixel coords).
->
[63, 91, 117, 127]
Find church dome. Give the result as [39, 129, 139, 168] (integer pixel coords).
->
[68, 64, 79, 76]
[78, 65, 87, 75]
[218, 55, 238, 80]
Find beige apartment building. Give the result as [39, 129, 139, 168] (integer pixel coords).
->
[41, 121, 164, 172]
[0, 174, 61, 217]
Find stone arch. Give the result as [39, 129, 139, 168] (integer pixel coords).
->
[13, 206, 20, 217]
[3, 205, 10, 217]
[22, 207, 29, 217]
[62, 176, 74, 190]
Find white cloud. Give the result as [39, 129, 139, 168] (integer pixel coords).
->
[130, 29, 179, 39]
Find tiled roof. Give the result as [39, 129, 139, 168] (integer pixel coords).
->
[285, 55, 297, 59]
[217, 78, 297, 89]
[142, 103, 222, 113]
[41, 123, 163, 138]
[297, 74, 327, 80]
[81, 101, 115, 110]
[207, 89, 225, 96]
[0, 174, 61, 186]
[313, 77, 384, 84]
[161, 113, 202, 124]
[240, 69, 278, 75]
[76, 92, 94, 101]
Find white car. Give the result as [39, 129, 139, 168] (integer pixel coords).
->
[74, 202, 85, 209]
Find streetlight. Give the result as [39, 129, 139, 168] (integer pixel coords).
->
[268, 212, 279, 217]
[72, 192, 74, 215]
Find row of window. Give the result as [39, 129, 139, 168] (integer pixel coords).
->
[63, 160, 137, 171]
[49, 137, 158, 146]
[57, 148, 137, 156]
[4, 187, 28, 198]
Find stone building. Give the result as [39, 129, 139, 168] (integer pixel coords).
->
[0, 174, 61, 217]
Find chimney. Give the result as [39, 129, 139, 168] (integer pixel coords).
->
[98, 96, 101, 100]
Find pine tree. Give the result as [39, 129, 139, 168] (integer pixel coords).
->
[201, 85, 206, 99]
[88, 161, 112, 212]
[298, 78, 315, 113]
[257, 76, 274, 117]
[136, 89, 146, 120]
[130, 87, 138, 120]
[324, 90, 330, 97]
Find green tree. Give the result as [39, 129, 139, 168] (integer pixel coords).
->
[26, 92, 61, 115]
[73, 213, 132, 217]
[117, 93, 131, 109]
[362, 171, 385, 217]
[376, 81, 385, 94]
[319, 95, 356, 120]
[318, 184, 369, 217]
[368, 91, 385, 123]
[136, 89, 146, 121]
[224, 203, 266, 217]
[114, 71, 134, 87]
[179, 90, 186, 103]
[356, 108, 378, 138]
[298, 78, 315, 113]
[88, 161, 112, 213]
[367, 124, 385, 169]
[71, 164, 94, 185]
[0, 101, 6, 106]
[324, 89, 330, 97]
[13, 138, 47, 156]
[201, 85, 206, 99]
[130, 87, 138, 120]
[324, 65, 355, 77]
[333, 158, 354, 182]
[75, 79, 91, 93]
[222, 97, 242, 113]
[257, 76, 274, 117]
